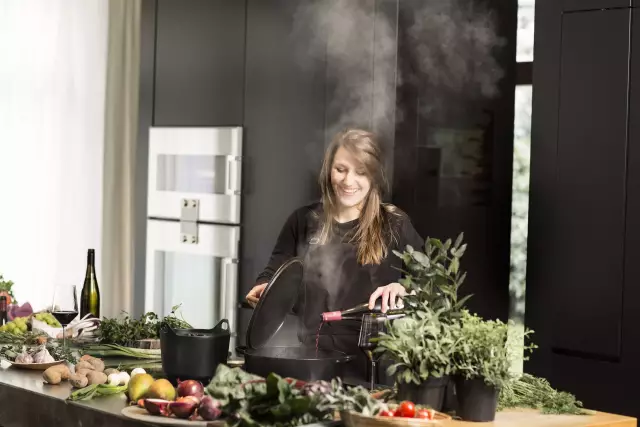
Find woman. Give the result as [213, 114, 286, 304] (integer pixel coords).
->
[246, 129, 423, 382]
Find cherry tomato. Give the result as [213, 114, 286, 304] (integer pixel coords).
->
[396, 401, 416, 418]
[379, 409, 395, 417]
[416, 408, 435, 420]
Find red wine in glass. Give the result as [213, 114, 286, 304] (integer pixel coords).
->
[51, 311, 78, 326]
[51, 285, 79, 348]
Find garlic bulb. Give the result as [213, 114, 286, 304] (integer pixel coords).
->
[33, 346, 55, 364]
[15, 350, 33, 364]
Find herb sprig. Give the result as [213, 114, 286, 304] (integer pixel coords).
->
[97, 305, 191, 345]
[498, 374, 594, 415]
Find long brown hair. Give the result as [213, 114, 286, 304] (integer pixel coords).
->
[317, 129, 398, 265]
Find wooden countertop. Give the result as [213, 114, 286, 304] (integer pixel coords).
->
[450, 408, 636, 427]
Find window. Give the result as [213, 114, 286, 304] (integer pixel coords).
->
[509, 0, 534, 373]
[0, 2, 108, 310]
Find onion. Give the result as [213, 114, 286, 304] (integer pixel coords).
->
[169, 399, 199, 419]
[197, 396, 222, 421]
[176, 379, 204, 399]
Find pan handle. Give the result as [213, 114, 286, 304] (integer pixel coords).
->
[338, 354, 356, 364]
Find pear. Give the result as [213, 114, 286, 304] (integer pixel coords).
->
[127, 373, 155, 402]
[146, 379, 177, 401]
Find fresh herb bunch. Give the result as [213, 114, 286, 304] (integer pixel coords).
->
[0, 273, 17, 305]
[375, 307, 462, 384]
[205, 364, 386, 427]
[498, 374, 594, 415]
[393, 233, 471, 321]
[97, 305, 191, 345]
[453, 310, 536, 389]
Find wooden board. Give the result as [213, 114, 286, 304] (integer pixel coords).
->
[121, 406, 224, 426]
[450, 409, 637, 427]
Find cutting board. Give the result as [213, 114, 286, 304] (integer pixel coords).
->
[121, 406, 224, 426]
[449, 409, 636, 427]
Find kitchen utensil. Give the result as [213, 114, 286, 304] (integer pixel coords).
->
[237, 345, 355, 381]
[242, 257, 356, 381]
[160, 318, 230, 384]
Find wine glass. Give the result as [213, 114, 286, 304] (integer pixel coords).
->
[358, 313, 385, 391]
[51, 285, 79, 348]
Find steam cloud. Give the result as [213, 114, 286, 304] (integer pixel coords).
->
[293, 0, 505, 132]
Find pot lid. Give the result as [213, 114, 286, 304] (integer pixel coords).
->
[247, 257, 303, 349]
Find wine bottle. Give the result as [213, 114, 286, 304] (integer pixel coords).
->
[0, 296, 7, 325]
[321, 300, 404, 322]
[80, 249, 101, 318]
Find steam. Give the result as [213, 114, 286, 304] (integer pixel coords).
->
[292, 0, 505, 131]
[293, 0, 398, 139]
[405, 0, 505, 115]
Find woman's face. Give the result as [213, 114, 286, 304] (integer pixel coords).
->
[331, 146, 372, 210]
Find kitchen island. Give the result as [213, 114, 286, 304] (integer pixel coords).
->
[0, 360, 635, 427]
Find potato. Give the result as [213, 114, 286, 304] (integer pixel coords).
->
[75, 361, 95, 371]
[104, 368, 119, 377]
[86, 371, 107, 385]
[87, 358, 105, 372]
[80, 354, 94, 362]
[69, 373, 89, 388]
[76, 368, 92, 376]
[42, 368, 62, 385]
[51, 364, 71, 381]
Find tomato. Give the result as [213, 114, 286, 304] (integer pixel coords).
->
[378, 409, 395, 417]
[396, 401, 416, 418]
[416, 408, 435, 420]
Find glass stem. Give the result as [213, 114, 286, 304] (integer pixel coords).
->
[62, 325, 66, 349]
[370, 361, 376, 391]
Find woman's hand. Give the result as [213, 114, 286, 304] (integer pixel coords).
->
[368, 283, 407, 313]
[246, 283, 268, 308]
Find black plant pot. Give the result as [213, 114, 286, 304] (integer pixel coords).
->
[454, 376, 499, 422]
[396, 376, 450, 411]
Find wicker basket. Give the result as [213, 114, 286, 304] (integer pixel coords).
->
[339, 409, 452, 427]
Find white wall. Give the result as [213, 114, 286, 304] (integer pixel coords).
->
[0, 1, 108, 311]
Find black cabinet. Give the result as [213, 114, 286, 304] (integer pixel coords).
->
[154, 0, 246, 126]
[551, 8, 630, 361]
[562, 0, 631, 11]
[527, 3, 640, 416]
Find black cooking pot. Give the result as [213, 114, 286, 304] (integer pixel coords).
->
[160, 319, 230, 384]
[236, 345, 355, 381]
[242, 258, 357, 382]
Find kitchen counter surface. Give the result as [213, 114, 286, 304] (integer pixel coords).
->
[0, 359, 337, 427]
[0, 359, 635, 427]
[450, 408, 636, 427]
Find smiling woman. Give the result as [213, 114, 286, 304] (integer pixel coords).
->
[245, 129, 423, 383]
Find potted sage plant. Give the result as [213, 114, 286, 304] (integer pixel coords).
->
[375, 233, 470, 410]
[375, 305, 461, 410]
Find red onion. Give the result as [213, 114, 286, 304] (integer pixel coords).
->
[176, 379, 204, 399]
[169, 399, 198, 419]
[144, 399, 171, 416]
[198, 396, 222, 421]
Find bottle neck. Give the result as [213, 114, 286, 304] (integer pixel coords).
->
[84, 250, 96, 282]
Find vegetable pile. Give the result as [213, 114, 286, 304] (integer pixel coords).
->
[0, 340, 75, 364]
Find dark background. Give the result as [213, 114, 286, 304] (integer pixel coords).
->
[134, 0, 640, 418]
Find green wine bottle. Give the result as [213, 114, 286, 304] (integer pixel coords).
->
[80, 249, 100, 318]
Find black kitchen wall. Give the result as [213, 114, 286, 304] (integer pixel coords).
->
[526, 0, 640, 417]
[136, 0, 517, 345]
[392, 0, 517, 322]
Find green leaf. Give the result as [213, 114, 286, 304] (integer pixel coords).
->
[412, 251, 430, 268]
[454, 232, 464, 250]
[454, 243, 467, 258]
